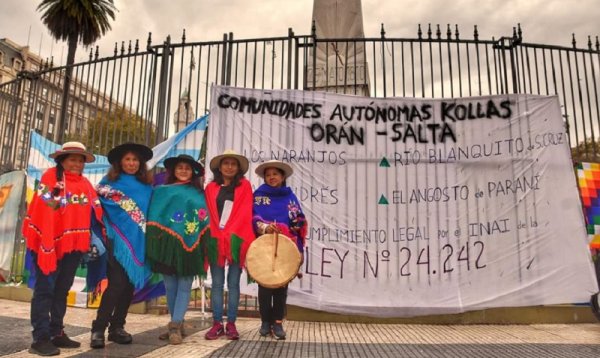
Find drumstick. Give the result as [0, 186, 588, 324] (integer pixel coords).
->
[272, 221, 279, 271]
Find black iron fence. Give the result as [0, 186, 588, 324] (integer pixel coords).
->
[1, 24, 599, 172]
[1, 24, 599, 311]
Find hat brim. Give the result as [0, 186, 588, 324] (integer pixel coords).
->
[107, 143, 153, 164]
[49, 150, 95, 163]
[164, 156, 204, 176]
[255, 161, 293, 179]
[209, 153, 249, 175]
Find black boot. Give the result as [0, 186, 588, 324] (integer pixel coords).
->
[107, 327, 133, 344]
[90, 331, 105, 349]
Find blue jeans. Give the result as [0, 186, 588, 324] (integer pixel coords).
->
[209, 262, 242, 323]
[163, 274, 193, 323]
[30, 251, 82, 342]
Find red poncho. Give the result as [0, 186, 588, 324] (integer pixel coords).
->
[204, 178, 255, 268]
[23, 167, 103, 275]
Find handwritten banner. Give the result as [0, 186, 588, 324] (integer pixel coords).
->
[207, 86, 598, 317]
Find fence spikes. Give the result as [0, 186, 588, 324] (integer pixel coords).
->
[182, 29, 186, 44]
[113, 42, 118, 57]
[147, 32, 153, 51]
[2, 29, 600, 171]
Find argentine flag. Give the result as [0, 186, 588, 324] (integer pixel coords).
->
[26, 114, 208, 186]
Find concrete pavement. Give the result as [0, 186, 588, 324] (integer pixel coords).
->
[1, 298, 599, 357]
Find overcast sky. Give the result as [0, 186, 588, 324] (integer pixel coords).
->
[1, 0, 599, 64]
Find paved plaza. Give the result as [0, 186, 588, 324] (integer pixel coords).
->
[1, 299, 599, 357]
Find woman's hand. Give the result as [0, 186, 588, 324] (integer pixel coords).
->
[265, 223, 280, 234]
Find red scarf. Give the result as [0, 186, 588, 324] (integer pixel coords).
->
[205, 178, 255, 267]
[23, 167, 103, 275]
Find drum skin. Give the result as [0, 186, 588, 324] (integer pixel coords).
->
[247, 233, 302, 289]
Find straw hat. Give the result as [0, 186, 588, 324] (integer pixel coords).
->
[49, 141, 95, 163]
[107, 143, 153, 165]
[164, 154, 204, 176]
[209, 149, 249, 175]
[254, 160, 293, 179]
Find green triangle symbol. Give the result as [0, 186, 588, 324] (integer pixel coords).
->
[378, 194, 389, 205]
[379, 157, 391, 167]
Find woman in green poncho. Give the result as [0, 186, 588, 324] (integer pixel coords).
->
[146, 154, 209, 345]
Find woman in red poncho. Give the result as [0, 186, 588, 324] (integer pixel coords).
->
[22, 142, 102, 356]
[203, 150, 255, 341]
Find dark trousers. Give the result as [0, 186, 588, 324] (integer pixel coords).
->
[30, 251, 82, 342]
[92, 254, 134, 333]
[258, 284, 288, 323]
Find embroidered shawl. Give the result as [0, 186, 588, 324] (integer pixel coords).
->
[23, 167, 103, 275]
[96, 174, 152, 289]
[204, 178, 255, 268]
[146, 183, 209, 277]
[252, 184, 307, 253]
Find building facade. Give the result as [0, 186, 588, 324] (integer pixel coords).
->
[0, 38, 131, 170]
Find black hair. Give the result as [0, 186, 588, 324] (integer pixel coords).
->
[52, 162, 65, 197]
[211, 157, 244, 187]
[107, 150, 153, 184]
[212, 170, 243, 187]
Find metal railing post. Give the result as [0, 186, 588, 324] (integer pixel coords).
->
[155, 36, 172, 143]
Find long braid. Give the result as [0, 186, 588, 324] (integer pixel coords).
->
[52, 162, 65, 197]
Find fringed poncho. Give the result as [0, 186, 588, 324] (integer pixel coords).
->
[252, 184, 307, 253]
[146, 183, 209, 277]
[23, 167, 103, 275]
[96, 174, 152, 290]
[204, 178, 255, 268]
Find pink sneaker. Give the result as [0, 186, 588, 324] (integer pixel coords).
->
[204, 321, 224, 340]
[225, 322, 239, 340]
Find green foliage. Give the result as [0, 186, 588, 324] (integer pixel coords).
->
[67, 107, 156, 155]
[38, 0, 117, 142]
[571, 138, 600, 164]
[37, 0, 117, 47]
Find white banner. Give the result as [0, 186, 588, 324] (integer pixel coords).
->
[207, 85, 598, 317]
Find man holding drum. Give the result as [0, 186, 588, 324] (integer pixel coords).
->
[251, 160, 307, 340]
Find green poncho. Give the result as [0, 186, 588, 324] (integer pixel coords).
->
[146, 183, 209, 277]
